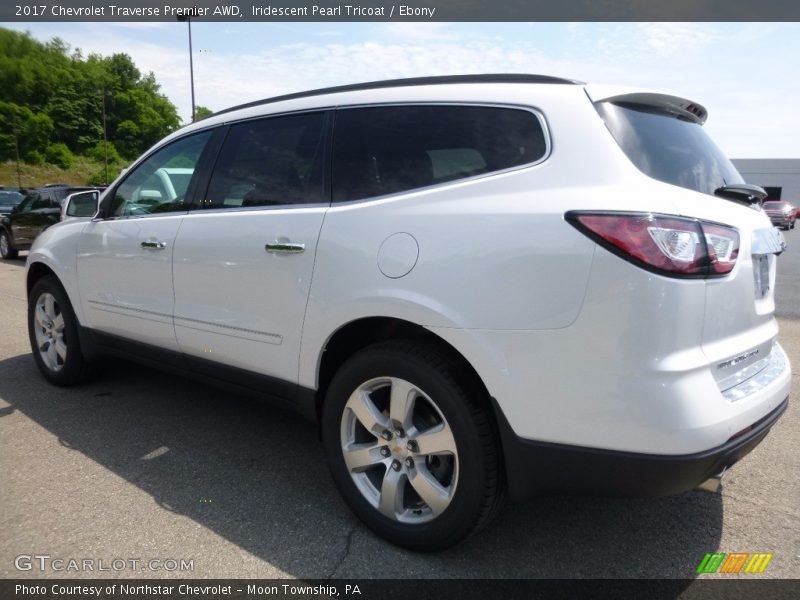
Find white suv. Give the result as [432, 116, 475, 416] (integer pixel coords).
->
[25, 75, 791, 550]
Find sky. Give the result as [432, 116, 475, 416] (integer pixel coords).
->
[3, 21, 799, 158]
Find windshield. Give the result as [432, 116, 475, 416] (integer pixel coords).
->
[597, 102, 744, 196]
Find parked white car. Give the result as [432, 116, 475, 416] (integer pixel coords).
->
[25, 75, 791, 550]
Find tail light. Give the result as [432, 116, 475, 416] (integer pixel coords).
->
[566, 211, 739, 278]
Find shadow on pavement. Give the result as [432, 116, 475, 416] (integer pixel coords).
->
[0, 352, 722, 579]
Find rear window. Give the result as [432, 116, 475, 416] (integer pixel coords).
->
[333, 105, 548, 202]
[597, 102, 744, 196]
[0, 191, 23, 206]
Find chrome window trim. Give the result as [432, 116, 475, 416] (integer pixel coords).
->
[185, 203, 329, 216]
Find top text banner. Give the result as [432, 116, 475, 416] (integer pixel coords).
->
[3, 0, 800, 22]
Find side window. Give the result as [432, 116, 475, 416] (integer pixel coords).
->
[203, 112, 326, 209]
[109, 130, 212, 218]
[332, 105, 548, 202]
[32, 193, 51, 210]
[16, 194, 36, 213]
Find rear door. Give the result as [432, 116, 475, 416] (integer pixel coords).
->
[10, 192, 38, 246]
[172, 111, 330, 382]
[76, 130, 214, 350]
[12, 191, 60, 246]
[34, 190, 62, 237]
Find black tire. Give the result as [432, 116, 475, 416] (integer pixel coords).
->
[321, 340, 503, 551]
[0, 229, 18, 260]
[28, 275, 92, 386]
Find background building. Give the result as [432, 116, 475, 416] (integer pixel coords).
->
[732, 159, 800, 202]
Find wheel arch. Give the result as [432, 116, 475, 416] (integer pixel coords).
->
[27, 261, 59, 297]
[315, 317, 494, 426]
[27, 260, 96, 362]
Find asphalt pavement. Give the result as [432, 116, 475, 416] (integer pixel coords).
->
[0, 228, 798, 580]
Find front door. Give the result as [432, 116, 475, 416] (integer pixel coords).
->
[76, 130, 214, 350]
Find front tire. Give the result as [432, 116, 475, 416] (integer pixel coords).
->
[321, 340, 503, 551]
[28, 276, 92, 386]
[0, 229, 18, 260]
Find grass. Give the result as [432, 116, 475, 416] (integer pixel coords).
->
[0, 157, 123, 189]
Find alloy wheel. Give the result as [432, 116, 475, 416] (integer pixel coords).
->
[339, 376, 458, 524]
[33, 292, 67, 372]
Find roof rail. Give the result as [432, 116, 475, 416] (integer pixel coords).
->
[212, 73, 583, 118]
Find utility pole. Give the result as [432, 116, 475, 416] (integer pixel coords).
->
[177, 14, 196, 122]
[100, 87, 109, 184]
[13, 121, 22, 189]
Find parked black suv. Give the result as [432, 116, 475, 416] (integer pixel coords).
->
[0, 185, 98, 259]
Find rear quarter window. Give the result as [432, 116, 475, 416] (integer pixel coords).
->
[332, 105, 548, 202]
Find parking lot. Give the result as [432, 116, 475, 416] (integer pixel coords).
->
[1, 230, 798, 579]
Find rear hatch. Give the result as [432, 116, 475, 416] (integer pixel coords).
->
[586, 85, 785, 394]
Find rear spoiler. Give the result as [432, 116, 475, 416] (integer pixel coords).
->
[584, 85, 708, 124]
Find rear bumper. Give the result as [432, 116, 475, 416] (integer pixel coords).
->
[493, 396, 788, 502]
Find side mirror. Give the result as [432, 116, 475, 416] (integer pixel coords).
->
[62, 190, 100, 221]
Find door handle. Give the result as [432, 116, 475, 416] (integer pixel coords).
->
[265, 242, 305, 254]
[141, 239, 167, 250]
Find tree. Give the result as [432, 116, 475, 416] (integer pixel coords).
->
[0, 28, 181, 164]
[45, 142, 74, 169]
[195, 105, 214, 120]
[0, 101, 54, 162]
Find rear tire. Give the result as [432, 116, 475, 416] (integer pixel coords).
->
[28, 276, 92, 386]
[321, 340, 503, 551]
[0, 230, 18, 260]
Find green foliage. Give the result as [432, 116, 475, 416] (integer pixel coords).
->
[25, 150, 46, 165]
[0, 27, 181, 168]
[86, 141, 127, 185]
[194, 105, 214, 120]
[86, 140, 122, 165]
[0, 101, 54, 161]
[45, 142, 74, 169]
[0, 155, 121, 188]
[87, 164, 126, 186]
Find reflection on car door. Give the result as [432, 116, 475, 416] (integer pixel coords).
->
[172, 111, 330, 384]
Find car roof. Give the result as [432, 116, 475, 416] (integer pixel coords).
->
[145, 73, 706, 165]
[211, 74, 583, 119]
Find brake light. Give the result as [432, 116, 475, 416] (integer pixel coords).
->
[566, 212, 739, 278]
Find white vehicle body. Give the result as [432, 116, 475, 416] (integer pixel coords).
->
[26, 75, 791, 548]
